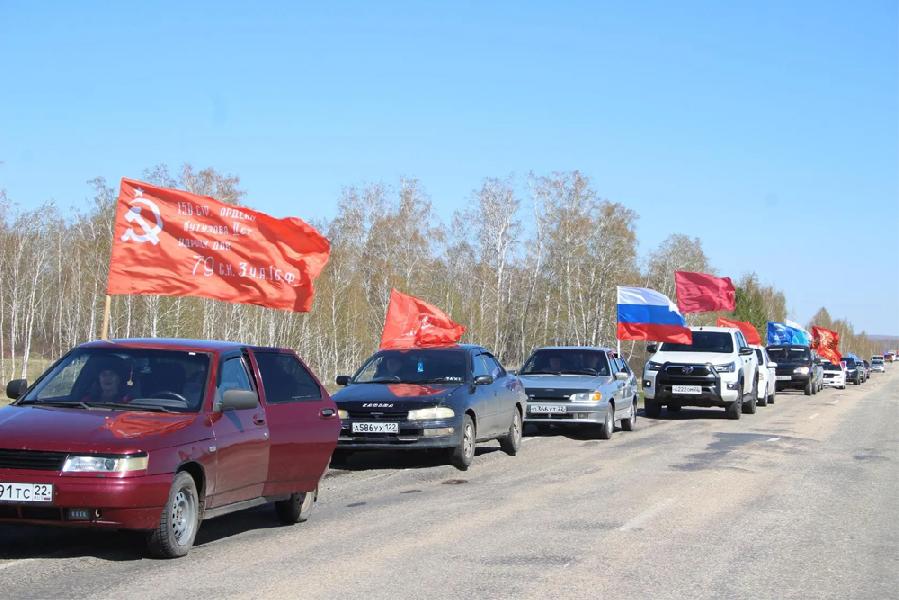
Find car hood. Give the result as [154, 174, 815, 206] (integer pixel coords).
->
[0, 404, 205, 454]
[332, 382, 462, 408]
[650, 351, 736, 365]
[517, 374, 613, 391]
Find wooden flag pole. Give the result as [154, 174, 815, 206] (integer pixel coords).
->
[100, 295, 112, 340]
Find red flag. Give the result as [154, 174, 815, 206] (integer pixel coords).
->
[379, 289, 466, 349]
[675, 271, 736, 313]
[716, 317, 762, 345]
[107, 178, 330, 312]
[812, 326, 842, 365]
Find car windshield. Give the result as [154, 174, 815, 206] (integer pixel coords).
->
[660, 332, 733, 353]
[18, 348, 210, 413]
[843, 358, 857, 366]
[766, 347, 811, 362]
[519, 349, 610, 376]
[872, 359, 883, 364]
[822, 362, 841, 371]
[352, 349, 467, 384]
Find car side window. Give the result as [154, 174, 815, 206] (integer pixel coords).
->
[255, 352, 322, 403]
[218, 356, 253, 393]
[483, 354, 506, 378]
[619, 359, 632, 375]
[472, 354, 491, 378]
[734, 332, 746, 349]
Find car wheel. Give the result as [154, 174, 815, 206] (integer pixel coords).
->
[275, 488, 316, 524]
[727, 387, 743, 420]
[621, 400, 637, 431]
[804, 380, 813, 395]
[450, 415, 476, 471]
[667, 403, 682, 412]
[597, 408, 614, 440]
[743, 377, 758, 414]
[644, 399, 661, 418]
[768, 392, 775, 405]
[758, 389, 768, 407]
[146, 472, 200, 559]
[499, 408, 523, 456]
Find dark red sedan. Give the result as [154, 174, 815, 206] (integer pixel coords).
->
[0, 338, 339, 558]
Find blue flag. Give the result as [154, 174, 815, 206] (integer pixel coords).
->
[767, 321, 809, 345]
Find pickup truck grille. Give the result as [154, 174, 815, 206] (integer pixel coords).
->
[0, 449, 68, 471]
[664, 365, 712, 377]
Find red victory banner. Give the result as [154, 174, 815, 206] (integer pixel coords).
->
[675, 271, 736, 313]
[107, 178, 330, 314]
[716, 317, 762, 345]
[379, 289, 466, 350]
[812, 326, 842, 365]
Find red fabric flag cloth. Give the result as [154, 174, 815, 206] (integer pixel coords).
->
[107, 178, 330, 312]
[675, 271, 736, 313]
[716, 317, 762, 346]
[812, 326, 842, 365]
[379, 289, 466, 349]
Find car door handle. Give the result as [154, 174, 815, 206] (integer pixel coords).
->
[252, 415, 266, 426]
[320, 408, 336, 418]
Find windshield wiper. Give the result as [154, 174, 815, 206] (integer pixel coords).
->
[23, 400, 92, 410]
[85, 402, 176, 413]
[521, 370, 562, 375]
[413, 377, 463, 384]
[560, 369, 599, 376]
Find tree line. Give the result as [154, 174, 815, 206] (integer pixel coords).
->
[0, 164, 884, 384]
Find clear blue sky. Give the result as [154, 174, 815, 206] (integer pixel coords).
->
[2, 1, 897, 335]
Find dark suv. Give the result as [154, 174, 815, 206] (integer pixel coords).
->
[843, 356, 864, 385]
[765, 345, 823, 395]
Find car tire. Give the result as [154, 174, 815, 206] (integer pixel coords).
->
[621, 400, 637, 431]
[767, 392, 775, 405]
[597, 408, 614, 440]
[804, 380, 813, 395]
[727, 387, 743, 420]
[758, 389, 768, 407]
[743, 377, 758, 414]
[450, 415, 476, 471]
[499, 408, 523, 456]
[667, 403, 682, 413]
[275, 488, 316, 524]
[644, 399, 662, 418]
[146, 472, 200, 559]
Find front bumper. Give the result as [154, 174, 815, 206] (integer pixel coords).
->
[524, 401, 611, 424]
[822, 375, 845, 387]
[0, 469, 172, 530]
[337, 417, 462, 450]
[774, 371, 810, 390]
[643, 364, 739, 406]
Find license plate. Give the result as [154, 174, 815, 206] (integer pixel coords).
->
[671, 385, 702, 395]
[0, 482, 53, 503]
[776, 376, 791, 381]
[530, 404, 567, 414]
[352, 422, 399, 434]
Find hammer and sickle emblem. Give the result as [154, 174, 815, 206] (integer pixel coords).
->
[121, 192, 164, 245]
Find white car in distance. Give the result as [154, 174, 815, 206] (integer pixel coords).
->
[752, 345, 777, 406]
[821, 360, 846, 389]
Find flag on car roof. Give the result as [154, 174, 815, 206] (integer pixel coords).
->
[616, 286, 692, 343]
[811, 326, 842, 365]
[674, 271, 736, 313]
[379, 289, 466, 350]
[716, 317, 762, 345]
[767, 321, 809, 345]
[785, 319, 812, 345]
[107, 178, 330, 312]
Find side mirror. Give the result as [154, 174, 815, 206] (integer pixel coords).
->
[739, 347, 753, 356]
[614, 372, 629, 381]
[335, 375, 350, 386]
[646, 343, 658, 354]
[6, 379, 27, 400]
[219, 389, 259, 411]
[508, 369, 518, 376]
[474, 375, 494, 386]
[768, 362, 778, 368]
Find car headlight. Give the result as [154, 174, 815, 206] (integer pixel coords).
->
[793, 366, 810, 375]
[62, 454, 148, 473]
[714, 362, 736, 373]
[569, 392, 602, 402]
[338, 408, 348, 419]
[645, 361, 663, 372]
[407, 407, 455, 420]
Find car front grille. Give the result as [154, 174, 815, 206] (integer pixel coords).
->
[0, 449, 68, 471]
[664, 365, 712, 377]
[346, 411, 409, 420]
[525, 389, 591, 402]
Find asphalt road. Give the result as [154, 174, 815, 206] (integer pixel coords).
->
[2, 370, 897, 599]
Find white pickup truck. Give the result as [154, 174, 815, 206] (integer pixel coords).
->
[642, 326, 760, 420]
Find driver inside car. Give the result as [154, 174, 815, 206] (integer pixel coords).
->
[83, 356, 133, 404]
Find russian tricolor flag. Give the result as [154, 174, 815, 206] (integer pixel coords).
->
[617, 286, 693, 343]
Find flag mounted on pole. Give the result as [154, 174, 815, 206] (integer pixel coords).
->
[379, 289, 466, 350]
[811, 326, 841, 365]
[767, 321, 809, 345]
[674, 271, 736, 313]
[106, 178, 330, 313]
[617, 286, 692, 344]
[716, 317, 762, 345]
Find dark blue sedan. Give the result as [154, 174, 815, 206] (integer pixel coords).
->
[332, 345, 526, 470]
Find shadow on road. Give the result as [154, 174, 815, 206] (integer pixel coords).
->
[329, 446, 501, 472]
